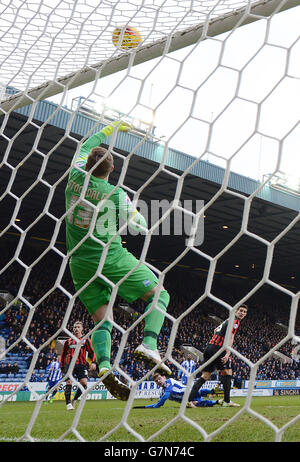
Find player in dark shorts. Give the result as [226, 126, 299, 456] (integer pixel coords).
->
[188, 305, 248, 408]
[60, 320, 97, 410]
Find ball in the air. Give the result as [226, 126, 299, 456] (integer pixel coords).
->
[112, 26, 142, 50]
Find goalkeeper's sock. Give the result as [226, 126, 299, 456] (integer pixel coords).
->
[221, 374, 232, 403]
[91, 320, 113, 370]
[143, 290, 170, 351]
[65, 384, 72, 405]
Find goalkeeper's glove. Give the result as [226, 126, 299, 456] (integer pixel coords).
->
[101, 120, 132, 137]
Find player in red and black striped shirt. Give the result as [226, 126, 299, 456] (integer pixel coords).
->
[61, 320, 97, 410]
[188, 305, 248, 408]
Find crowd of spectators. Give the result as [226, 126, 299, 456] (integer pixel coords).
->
[1, 245, 299, 385]
[0, 361, 19, 375]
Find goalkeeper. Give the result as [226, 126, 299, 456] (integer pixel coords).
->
[65, 119, 171, 401]
[135, 372, 221, 408]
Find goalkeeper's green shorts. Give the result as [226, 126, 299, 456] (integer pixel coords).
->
[69, 247, 158, 315]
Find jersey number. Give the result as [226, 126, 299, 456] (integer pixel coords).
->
[68, 195, 94, 229]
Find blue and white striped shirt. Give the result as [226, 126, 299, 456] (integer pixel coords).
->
[145, 378, 187, 408]
[178, 359, 195, 385]
[46, 360, 62, 383]
[145, 378, 213, 408]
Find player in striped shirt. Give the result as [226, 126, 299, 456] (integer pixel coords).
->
[61, 320, 97, 410]
[188, 305, 248, 408]
[142, 372, 221, 408]
[45, 355, 62, 403]
[178, 354, 195, 385]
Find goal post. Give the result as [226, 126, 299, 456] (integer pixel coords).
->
[0, 0, 300, 444]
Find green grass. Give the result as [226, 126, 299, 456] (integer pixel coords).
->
[0, 396, 299, 442]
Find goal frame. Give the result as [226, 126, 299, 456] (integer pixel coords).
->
[0, 0, 298, 115]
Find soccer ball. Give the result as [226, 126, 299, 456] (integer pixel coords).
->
[112, 26, 142, 50]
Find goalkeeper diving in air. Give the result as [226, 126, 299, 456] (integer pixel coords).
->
[65, 119, 171, 401]
[134, 372, 222, 408]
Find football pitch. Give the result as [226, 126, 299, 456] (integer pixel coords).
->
[0, 396, 299, 443]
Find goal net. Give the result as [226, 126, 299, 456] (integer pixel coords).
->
[0, 0, 300, 443]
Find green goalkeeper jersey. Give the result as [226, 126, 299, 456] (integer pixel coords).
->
[65, 129, 146, 263]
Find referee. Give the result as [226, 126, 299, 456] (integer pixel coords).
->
[61, 320, 97, 410]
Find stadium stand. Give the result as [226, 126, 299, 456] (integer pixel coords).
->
[1, 245, 299, 385]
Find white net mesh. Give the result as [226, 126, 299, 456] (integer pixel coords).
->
[0, 0, 300, 443]
[1, 0, 291, 91]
